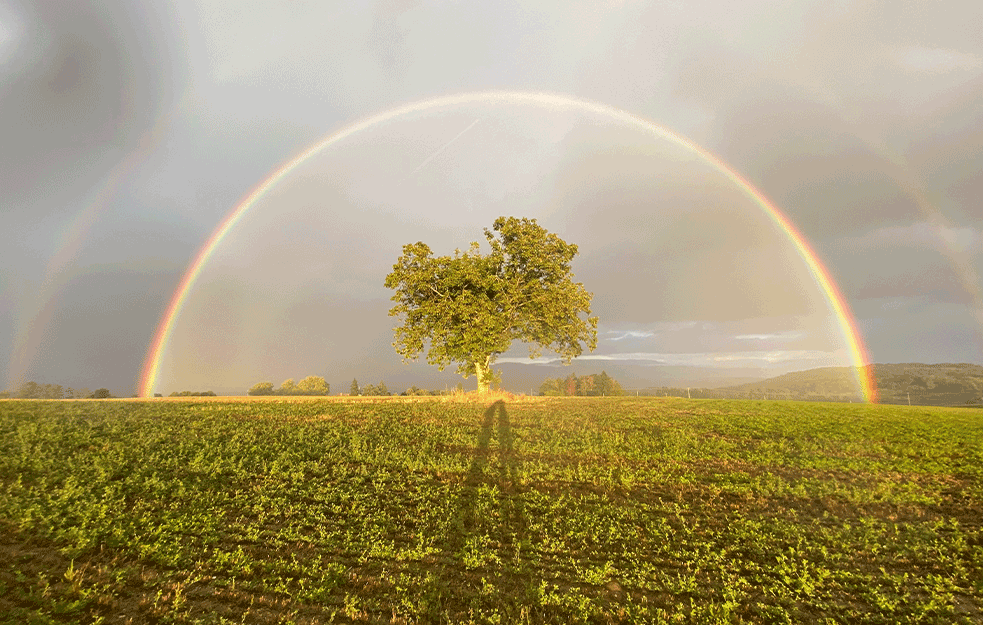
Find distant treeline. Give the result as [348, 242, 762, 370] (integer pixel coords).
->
[246, 377, 469, 397]
[349, 380, 400, 396]
[539, 372, 624, 396]
[350, 380, 468, 396]
[169, 390, 217, 397]
[0, 382, 114, 399]
[248, 376, 331, 396]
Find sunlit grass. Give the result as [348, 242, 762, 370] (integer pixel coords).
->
[1, 397, 980, 623]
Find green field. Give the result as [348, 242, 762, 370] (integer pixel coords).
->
[1, 397, 980, 624]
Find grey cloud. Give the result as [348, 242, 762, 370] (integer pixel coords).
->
[856, 298, 983, 364]
[11, 266, 178, 395]
[844, 222, 983, 258]
[0, 0, 183, 214]
[3, 0, 981, 394]
[499, 349, 845, 371]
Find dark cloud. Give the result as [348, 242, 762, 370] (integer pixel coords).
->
[852, 255, 974, 306]
[545, 125, 825, 325]
[709, 100, 925, 240]
[13, 266, 178, 396]
[856, 298, 983, 364]
[0, 0, 183, 214]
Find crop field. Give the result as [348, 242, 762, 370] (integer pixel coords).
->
[1, 397, 981, 624]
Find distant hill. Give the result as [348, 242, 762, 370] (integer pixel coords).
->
[721, 363, 983, 406]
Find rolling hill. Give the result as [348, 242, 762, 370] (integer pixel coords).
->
[720, 363, 983, 406]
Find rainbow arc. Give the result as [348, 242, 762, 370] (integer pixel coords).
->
[139, 91, 878, 402]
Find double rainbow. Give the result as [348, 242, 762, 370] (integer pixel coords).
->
[139, 91, 878, 402]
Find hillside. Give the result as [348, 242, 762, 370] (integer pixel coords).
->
[722, 362, 983, 406]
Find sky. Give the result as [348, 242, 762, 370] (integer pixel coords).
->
[1, 0, 981, 397]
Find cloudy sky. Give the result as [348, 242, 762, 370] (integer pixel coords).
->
[1, 0, 981, 396]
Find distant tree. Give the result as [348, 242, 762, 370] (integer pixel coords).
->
[92, 388, 112, 399]
[297, 375, 330, 395]
[154, 393, 163, 398]
[77, 387, 92, 399]
[278, 379, 297, 395]
[539, 378, 562, 396]
[40, 383, 64, 399]
[350, 379, 360, 396]
[385, 216, 597, 393]
[0, 390, 10, 399]
[248, 382, 275, 396]
[359, 382, 391, 397]
[594, 371, 609, 396]
[17, 381, 41, 399]
[595, 371, 623, 396]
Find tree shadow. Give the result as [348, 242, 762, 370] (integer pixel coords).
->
[448, 400, 527, 559]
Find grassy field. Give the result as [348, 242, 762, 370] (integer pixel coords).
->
[1, 397, 980, 624]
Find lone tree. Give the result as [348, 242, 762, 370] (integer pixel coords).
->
[385, 216, 598, 393]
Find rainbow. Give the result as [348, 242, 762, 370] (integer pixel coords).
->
[7, 117, 170, 389]
[139, 91, 879, 402]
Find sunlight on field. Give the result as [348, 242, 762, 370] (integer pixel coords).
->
[1, 397, 980, 623]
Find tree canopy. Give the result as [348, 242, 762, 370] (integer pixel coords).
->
[246, 377, 330, 396]
[385, 216, 597, 392]
[248, 382, 275, 396]
[296, 375, 330, 395]
[539, 371, 624, 396]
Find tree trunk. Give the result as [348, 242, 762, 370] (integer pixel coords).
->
[474, 356, 492, 394]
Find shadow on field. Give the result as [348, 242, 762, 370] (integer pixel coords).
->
[447, 400, 527, 560]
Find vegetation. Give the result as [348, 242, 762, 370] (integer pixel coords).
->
[1, 397, 980, 623]
[385, 216, 598, 393]
[538, 371, 624, 396]
[401, 386, 448, 397]
[716, 363, 983, 406]
[358, 381, 391, 397]
[168, 390, 217, 397]
[0, 382, 111, 399]
[247, 376, 330, 396]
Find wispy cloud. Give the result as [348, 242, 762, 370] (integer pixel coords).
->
[734, 331, 804, 341]
[602, 321, 698, 342]
[711, 351, 832, 364]
[605, 330, 655, 341]
[498, 349, 844, 367]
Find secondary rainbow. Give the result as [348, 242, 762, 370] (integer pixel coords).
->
[139, 91, 879, 402]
